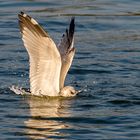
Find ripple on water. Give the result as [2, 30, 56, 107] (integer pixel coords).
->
[0, 0, 140, 139]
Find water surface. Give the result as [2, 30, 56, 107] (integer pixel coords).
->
[0, 0, 140, 139]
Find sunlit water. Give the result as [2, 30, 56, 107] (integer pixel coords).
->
[0, 0, 140, 139]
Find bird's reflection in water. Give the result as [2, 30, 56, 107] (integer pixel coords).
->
[24, 96, 72, 139]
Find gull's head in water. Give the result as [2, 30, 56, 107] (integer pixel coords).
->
[60, 86, 78, 97]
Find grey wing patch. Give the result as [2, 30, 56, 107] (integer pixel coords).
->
[58, 17, 75, 89]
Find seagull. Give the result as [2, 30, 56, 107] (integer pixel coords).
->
[10, 12, 79, 97]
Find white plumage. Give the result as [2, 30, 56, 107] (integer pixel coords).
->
[12, 12, 78, 97]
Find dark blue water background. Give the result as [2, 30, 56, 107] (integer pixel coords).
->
[0, 0, 140, 139]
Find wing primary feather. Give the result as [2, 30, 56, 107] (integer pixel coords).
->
[19, 11, 49, 37]
[58, 17, 75, 89]
[67, 17, 75, 49]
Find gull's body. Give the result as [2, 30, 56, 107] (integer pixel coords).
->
[11, 12, 78, 97]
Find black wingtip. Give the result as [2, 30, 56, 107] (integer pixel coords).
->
[69, 17, 75, 37]
[71, 17, 75, 24]
[71, 17, 75, 22]
[20, 11, 24, 15]
[18, 11, 25, 17]
[70, 17, 75, 31]
[18, 11, 25, 18]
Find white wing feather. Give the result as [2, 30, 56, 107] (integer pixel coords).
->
[18, 12, 61, 96]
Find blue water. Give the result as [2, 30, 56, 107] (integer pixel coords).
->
[0, 0, 140, 139]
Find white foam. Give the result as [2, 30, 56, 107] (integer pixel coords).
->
[10, 85, 30, 95]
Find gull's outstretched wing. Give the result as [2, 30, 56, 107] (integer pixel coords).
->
[18, 12, 61, 96]
[58, 18, 75, 89]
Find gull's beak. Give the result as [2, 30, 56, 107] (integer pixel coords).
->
[76, 90, 82, 95]
[75, 85, 87, 95]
